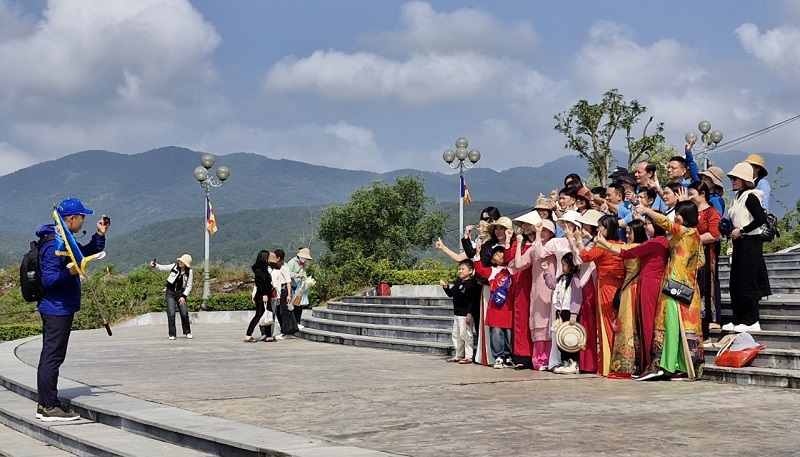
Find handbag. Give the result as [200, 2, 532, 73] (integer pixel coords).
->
[716, 344, 766, 368]
[260, 309, 274, 326]
[662, 278, 694, 305]
[612, 271, 640, 310]
[760, 212, 780, 242]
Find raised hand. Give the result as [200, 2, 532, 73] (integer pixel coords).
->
[676, 185, 689, 202]
[541, 260, 550, 270]
[435, 237, 444, 250]
[505, 227, 515, 241]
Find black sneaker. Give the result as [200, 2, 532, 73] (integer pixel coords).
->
[35, 404, 44, 419]
[635, 370, 665, 382]
[39, 404, 80, 422]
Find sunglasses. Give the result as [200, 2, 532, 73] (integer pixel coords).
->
[480, 216, 493, 222]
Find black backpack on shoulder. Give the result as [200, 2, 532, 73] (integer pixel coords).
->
[19, 232, 56, 302]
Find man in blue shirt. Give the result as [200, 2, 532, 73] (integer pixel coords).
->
[35, 198, 109, 421]
[633, 161, 668, 212]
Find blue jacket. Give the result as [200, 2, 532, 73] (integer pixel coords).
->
[36, 224, 105, 316]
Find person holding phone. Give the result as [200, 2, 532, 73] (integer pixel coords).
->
[150, 254, 194, 340]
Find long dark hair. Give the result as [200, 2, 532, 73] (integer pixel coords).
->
[628, 219, 647, 243]
[645, 212, 667, 237]
[689, 181, 711, 203]
[481, 206, 501, 222]
[598, 215, 620, 241]
[252, 250, 272, 295]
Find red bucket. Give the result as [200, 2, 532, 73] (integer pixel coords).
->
[377, 282, 391, 296]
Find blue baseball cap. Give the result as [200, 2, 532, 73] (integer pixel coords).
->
[57, 198, 95, 216]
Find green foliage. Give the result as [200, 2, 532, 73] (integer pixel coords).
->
[379, 269, 457, 285]
[314, 175, 449, 302]
[147, 292, 252, 312]
[764, 198, 800, 253]
[0, 324, 43, 342]
[554, 88, 666, 183]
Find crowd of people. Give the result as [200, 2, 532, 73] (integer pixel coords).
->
[436, 145, 772, 381]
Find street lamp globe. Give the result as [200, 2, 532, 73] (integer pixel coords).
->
[468, 149, 481, 163]
[455, 147, 468, 161]
[443, 149, 455, 164]
[194, 166, 209, 182]
[710, 130, 723, 144]
[685, 132, 698, 144]
[200, 153, 215, 170]
[455, 137, 468, 149]
[698, 120, 711, 134]
[216, 166, 230, 181]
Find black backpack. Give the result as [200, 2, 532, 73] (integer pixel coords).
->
[19, 232, 56, 302]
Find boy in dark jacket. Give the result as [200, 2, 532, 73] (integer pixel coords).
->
[440, 259, 481, 364]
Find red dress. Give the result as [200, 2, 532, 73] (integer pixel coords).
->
[505, 241, 534, 363]
[617, 236, 669, 374]
[474, 263, 513, 329]
[580, 243, 625, 376]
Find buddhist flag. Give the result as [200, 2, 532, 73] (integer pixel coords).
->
[461, 175, 472, 204]
[206, 197, 218, 234]
[52, 209, 106, 275]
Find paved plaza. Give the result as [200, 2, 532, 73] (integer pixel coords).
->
[10, 323, 800, 456]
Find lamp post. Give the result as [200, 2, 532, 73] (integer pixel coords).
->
[443, 137, 481, 251]
[685, 120, 723, 170]
[193, 153, 230, 310]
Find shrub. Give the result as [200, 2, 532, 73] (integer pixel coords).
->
[0, 324, 42, 342]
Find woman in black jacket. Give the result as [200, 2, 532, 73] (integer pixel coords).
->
[244, 250, 275, 342]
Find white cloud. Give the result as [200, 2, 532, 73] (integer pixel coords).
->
[360, 1, 540, 56]
[0, 141, 37, 176]
[0, 0, 36, 41]
[264, 50, 530, 104]
[573, 21, 707, 96]
[736, 23, 800, 82]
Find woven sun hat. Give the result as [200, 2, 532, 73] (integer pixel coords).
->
[533, 196, 552, 211]
[513, 211, 543, 228]
[743, 153, 767, 176]
[297, 248, 312, 260]
[559, 210, 583, 229]
[487, 216, 513, 231]
[576, 209, 603, 227]
[176, 254, 193, 268]
[727, 162, 755, 185]
[700, 166, 724, 188]
[555, 321, 587, 352]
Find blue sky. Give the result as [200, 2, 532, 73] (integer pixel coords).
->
[1, 0, 798, 175]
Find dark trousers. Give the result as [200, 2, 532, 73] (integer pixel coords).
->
[558, 309, 578, 363]
[293, 305, 303, 326]
[246, 298, 266, 336]
[472, 310, 481, 360]
[38, 313, 74, 408]
[166, 290, 191, 337]
[730, 237, 765, 326]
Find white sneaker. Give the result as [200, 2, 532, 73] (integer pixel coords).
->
[733, 322, 761, 333]
[538, 365, 548, 371]
[493, 358, 504, 369]
[721, 323, 735, 332]
[186, 333, 193, 339]
[561, 361, 579, 374]
[168, 336, 175, 340]
[274, 334, 284, 341]
[298, 324, 305, 330]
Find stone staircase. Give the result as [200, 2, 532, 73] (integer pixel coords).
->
[300, 252, 800, 388]
[704, 252, 800, 387]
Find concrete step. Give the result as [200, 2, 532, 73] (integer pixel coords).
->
[718, 271, 800, 284]
[0, 387, 213, 457]
[719, 260, 800, 270]
[705, 348, 800, 370]
[298, 326, 454, 356]
[719, 286, 800, 296]
[342, 295, 451, 307]
[302, 316, 453, 344]
[703, 364, 800, 388]
[0, 421, 77, 457]
[312, 308, 453, 329]
[709, 329, 800, 349]
[328, 301, 452, 317]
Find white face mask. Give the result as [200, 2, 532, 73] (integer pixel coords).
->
[299, 257, 309, 264]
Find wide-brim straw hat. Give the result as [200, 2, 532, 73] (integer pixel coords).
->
[555, 321, 587, 352]
[513, 211, 542, 228]
[744, 153, 767, 176]
[727, 162, 755, 185]
[297, 248, 312, 260]
[559, 210, 583, 228]
[576, 209, 603, 227]
[487, 216, 513, 231]
[533, 196, 552, 211]
[700, 166, 724, 188]
[177, 254, 193, 268]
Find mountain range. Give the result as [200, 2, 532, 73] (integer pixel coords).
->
[1, 146, 798, 270]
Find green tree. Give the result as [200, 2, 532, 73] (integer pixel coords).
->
[314, 175, 449, 299]
[554, 89, 665, 183]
